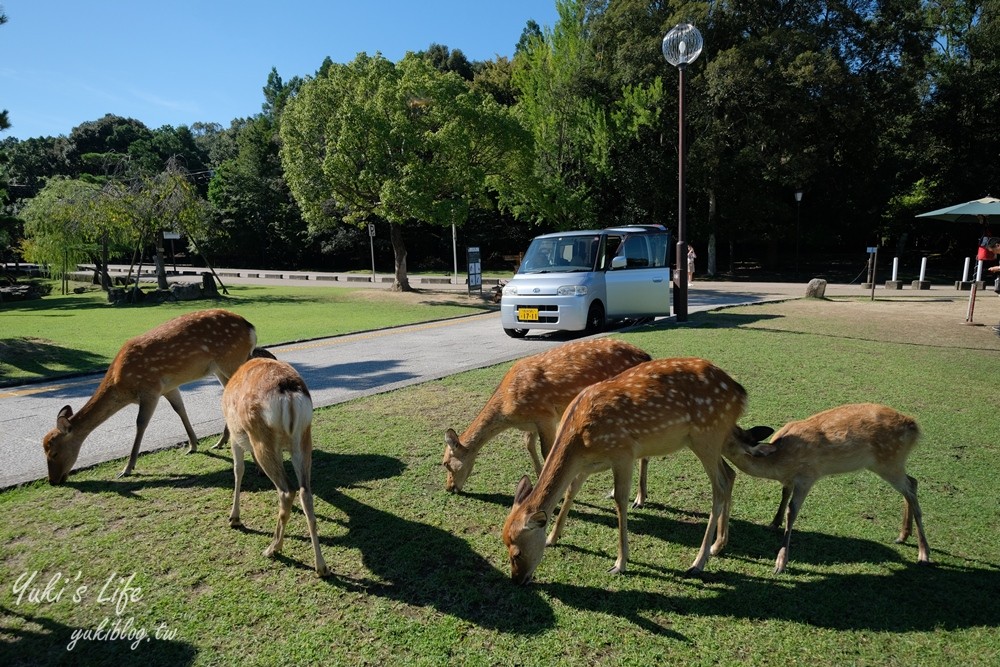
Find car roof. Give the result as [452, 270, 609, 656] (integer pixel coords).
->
[531, 225, 667, 240]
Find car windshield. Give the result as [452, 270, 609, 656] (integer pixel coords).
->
[519, 234, 601, 274]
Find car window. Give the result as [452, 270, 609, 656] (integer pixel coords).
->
[615, 233, 669, 269]
[520, 234, 601, 273]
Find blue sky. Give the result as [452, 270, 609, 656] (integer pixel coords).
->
[0, 1, 560, 140]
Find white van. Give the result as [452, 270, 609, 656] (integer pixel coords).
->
[499, 226, 672, 337]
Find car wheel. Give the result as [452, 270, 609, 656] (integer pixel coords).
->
[504, 328, 529, 338]
[585, 302, 605, 334]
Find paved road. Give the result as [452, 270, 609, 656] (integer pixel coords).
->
[0, 280, 881, 488]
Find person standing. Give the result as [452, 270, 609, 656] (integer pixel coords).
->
[687, 246, 697, 283]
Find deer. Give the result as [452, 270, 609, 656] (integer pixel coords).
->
[42, 309, 257, 484]
[725, 403, 931, 574]
[223, 356, 330, 577]
[502, 357, 747, 584]
[443, 338, 651, 494]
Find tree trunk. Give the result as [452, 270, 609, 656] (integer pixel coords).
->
[154, 229, 169, 290]
[389, 221, 411, 292]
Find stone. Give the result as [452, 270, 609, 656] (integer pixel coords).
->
[805, 278, 827, 298]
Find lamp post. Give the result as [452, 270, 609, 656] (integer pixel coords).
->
[663, 22, 703, 322]
[794, 189, 803, 276]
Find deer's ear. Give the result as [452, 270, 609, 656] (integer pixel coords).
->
[444, 429, 466, 453]
[526, 510, 548, 530]
[513, 475, 533, 505]
[749, 443, 778, 457]
[56, 405, 74, 433]
[748, 426, 775, 443]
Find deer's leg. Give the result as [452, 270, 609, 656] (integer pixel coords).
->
[117, 396, 158, 478]
[609, 461, 634, 574]
[711, 459, 737, 556]
[632, 457, 649, 509]
[775, 481, 812, 574]
[770, 484, 792, 531]
[162, 388, 200, 454]
[229, 436, 246, 528]
[290, 431, 330, 577]
[878, 470, 931, 564]
[523, 430, 543, 476]
[547, 472, 588, 547]
[253, 441, 293, 559]
[686, 449, 733, 575]
[537, 419, 559, 463]
[210, 371, 234, 449]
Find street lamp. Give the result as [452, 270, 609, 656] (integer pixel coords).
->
[794, 189, 803, 276]
[663, 22, 703, 322]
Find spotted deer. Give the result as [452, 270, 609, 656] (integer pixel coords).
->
[42, 309, 257, 484]
[502, 358, 746, 584]
[443, 338, 651, 493]
[726, 403, 931, 573]
[223, 357, 330, 577]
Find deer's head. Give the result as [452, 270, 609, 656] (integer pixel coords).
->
[42, 405, 82, 485]
[502, 475, 548, 585]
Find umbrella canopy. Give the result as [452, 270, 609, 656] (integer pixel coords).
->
[916, 196, 1000, 222]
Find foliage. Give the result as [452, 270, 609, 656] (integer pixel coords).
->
[280, 52, 525, 289]
[18, 178, 103, 279]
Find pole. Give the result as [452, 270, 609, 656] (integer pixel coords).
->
[675, 64, 689, 322]
[452, 224, 458, 286]
[369, 223, 376, 284]
[795, 200, 801, 277]
[870, 248, 878, 301]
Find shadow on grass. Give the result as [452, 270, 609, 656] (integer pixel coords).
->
[304, 451, 555, 634]
[70, 449, 555, 634]
[0, 604, 198, 666]
[543, 558, 1000, 635]
[0, 338, 108, 385]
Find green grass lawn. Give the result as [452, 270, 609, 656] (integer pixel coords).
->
[0, 281, 492, 386]
[1, 298, 998, 665]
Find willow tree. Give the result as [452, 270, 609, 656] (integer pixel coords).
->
[20, 178, 104, 293]
[280, 52, 525, 291]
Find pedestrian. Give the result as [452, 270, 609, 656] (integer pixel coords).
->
[687, 246, 697, 283]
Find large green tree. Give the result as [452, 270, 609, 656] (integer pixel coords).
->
[19, 178, 104, 291]
[281, 52, 525, 290]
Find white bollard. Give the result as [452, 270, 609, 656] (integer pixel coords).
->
[919, 257, 928, 282]
[977, 260, 984, 282]
[963, 257, 971, 282]
[891, 257, 899, 282]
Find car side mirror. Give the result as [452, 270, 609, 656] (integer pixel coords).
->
[611, 255, 628, 270]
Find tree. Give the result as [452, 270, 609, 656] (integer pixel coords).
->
[19, 178, 103, 292]
[281, 52, 525, 290]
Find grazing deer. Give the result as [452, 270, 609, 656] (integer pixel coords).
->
[726, 403, 931, 574]
[223, 357, 330, 577]
[503, 358, 746, 584]
[444, 338, 651, 493]
[42, 309, 257, 484]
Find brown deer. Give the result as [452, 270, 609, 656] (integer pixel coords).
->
[502, 357, 746, 584]
[223, 357, 330, 577]
[726, 403, 931, 574]
[443, 338, 651, 493]
[42, 309, 257, 484]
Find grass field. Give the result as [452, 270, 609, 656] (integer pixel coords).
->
[1, 295, 999, 665]
[0, 282, 491, 386]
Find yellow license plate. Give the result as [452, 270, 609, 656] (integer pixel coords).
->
[518, 308, 539, 322]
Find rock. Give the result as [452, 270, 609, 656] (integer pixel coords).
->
[170, 282, 203, 301]
[805, 278, 827, 298]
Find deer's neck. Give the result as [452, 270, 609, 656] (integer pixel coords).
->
[71, 378, 130, 437]
[459, 402, 508, 454]
[527, 446, 584, 516]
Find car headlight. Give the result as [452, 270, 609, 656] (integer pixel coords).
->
[557, 285, 588, 296]
[502, 283, 518, 296]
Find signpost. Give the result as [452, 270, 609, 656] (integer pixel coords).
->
[866, 246, 878, 301]
[467, 247, 481, 294]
